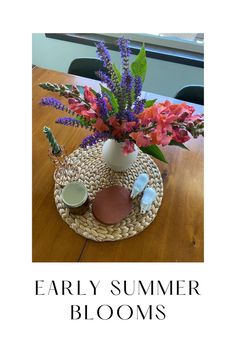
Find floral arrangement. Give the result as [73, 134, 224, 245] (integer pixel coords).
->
[39, 37, 204, 162]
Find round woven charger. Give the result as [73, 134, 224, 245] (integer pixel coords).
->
[54, 143, 163, 242]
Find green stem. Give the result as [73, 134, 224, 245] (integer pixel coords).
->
[39, 82, 91, 109]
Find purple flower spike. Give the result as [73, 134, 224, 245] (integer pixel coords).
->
[117, 37, 131, 60]
[96, 40, 122, 100]
[41, 97, 65, 110]
[133, 99, 146, 114]
[96, 94, 109, 118]
[121, 71, 133, 91]
[117, 37, 131, 74]
[120, 71, 133, 110]
[123, 110, 139, 123]
[96, 41, 112, 68]
[55, 117, 82, 127]
[80, 131, 111, 148]
[134, 76, 142, 99]
[96, 70, 116, 92]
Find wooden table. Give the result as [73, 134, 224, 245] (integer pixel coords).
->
[32, 67, 204, 262]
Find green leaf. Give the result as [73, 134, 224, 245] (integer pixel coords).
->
[131, 45, 147, 82]
[100, 85, 119, 113]
[140, 145, 168, 163]
[112, 63, 121, 82]
[145, 99, 157, 108]
[169, 140, 189, 150]
[74, 115, 92, 128]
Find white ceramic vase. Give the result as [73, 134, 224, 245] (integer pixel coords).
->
[102, 139, 138, 172]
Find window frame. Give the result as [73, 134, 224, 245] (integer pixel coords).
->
[45, 33, 204, 68]
[102, 33, 204, 54]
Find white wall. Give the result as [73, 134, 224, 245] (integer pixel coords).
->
[32, 33, 203, 98]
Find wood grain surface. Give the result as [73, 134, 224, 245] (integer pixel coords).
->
[32, 67, 204, 262]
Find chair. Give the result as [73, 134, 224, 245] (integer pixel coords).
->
[174, 85, 204, 105]
[68, 58, 107, 80]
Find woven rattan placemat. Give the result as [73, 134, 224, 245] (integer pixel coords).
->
[54, 143, 163, 242]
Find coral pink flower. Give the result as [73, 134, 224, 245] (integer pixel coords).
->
[158, 113, 176, 126]
[108, 116, 122, 138]
[83, 86, 99, 112]
[90, 102, 99, 112]
[108, 116, 119, 128]
[136, 101, 201, 147]
[69, 102, 89, 115]
[150, 126, 172, 146]
[95, 118, 109, 132]
[84, 87, 112, 114]
[68, 92, 99, 117]
[68, 98, 79, 105]
[80, 109, 97, 119]
[107, 117, 137, 139]
[120, 121, 137, 133]
[84, 86, 96, 103]
[129, 131, 151, 147]
[172, 127, 190, 143]
[166, 102, 195, 121]
[138, 105, 159, 125]
[185, 113, 204, 123]
[122, 140, 135, 155]
[112, 127, 123, 139]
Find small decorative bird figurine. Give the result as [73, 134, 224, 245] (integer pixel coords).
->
[130, 173, 149, 199]
[140, 187, 157, 214]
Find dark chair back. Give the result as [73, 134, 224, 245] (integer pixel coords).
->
[175, 85, 204, 105]
[68, 58, 107, 80]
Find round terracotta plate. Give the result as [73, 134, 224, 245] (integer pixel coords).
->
[92, 185, 132, 225]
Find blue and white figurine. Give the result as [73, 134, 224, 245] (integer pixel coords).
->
[140, 187, 157, 214]
[130, 173, 149, 199]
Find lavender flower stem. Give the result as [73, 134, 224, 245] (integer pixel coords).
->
[39, 82, 91, 108]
